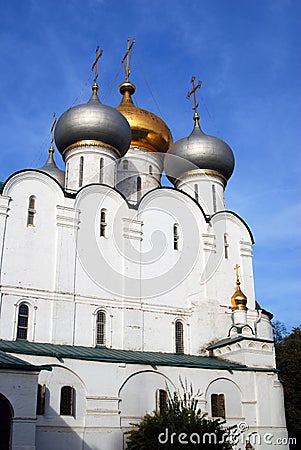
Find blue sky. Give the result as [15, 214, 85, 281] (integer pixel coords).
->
[0, 0, 300, 329]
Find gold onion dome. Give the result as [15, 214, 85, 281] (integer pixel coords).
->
[231, 265, 248, 311]
[116, 81, 173, 153]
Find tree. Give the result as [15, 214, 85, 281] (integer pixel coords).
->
[126, 380, 234, 449]
[273, 321, 301, 439]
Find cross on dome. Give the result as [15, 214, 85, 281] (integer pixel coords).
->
[187, 76, 202, 125]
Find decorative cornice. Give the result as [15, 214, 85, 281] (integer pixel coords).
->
[175, 169, 227, 184]
[62, 140, 121, 157]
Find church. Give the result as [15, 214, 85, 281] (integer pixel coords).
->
[0, 44, 288, 449]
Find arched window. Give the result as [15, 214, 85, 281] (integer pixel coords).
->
[173, 223, 179, 250]
[16, 303, 29, 340]
[79, 156, 84, 187]
[175, 320, 184, 354]
[137, 176, 142, 201]
[194, 183, 199, 202]
[36, 384, 46, 415]
[211, 393, 225, 418]
[156, 389, 167, 412]
[100, 209, 107, 237]
[27, 195, 36, 226]
[123, 159, 128, 170]
[212, 184, 217, 213]
[149, 165, 153, 175]
[224, 233, 229, 259]
[99, 158, 104, 183]
[60, 386, 74, 416]
[96, 311, 106, 345]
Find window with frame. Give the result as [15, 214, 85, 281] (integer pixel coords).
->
[175, 320, 184, 354]
[211, 393, 225, 418]
[173, 223, 180, 250]
[224, 233, 229, 259]
[156, 389, 167, 413]
[100, 209, 107, 237]
[79, 156, 84, 187]
[137, 176, 142, 201]
[27, 195, 36, 226]
[16, 303, 29, 340]
[96, 311, 106, 345]
[194, 183, 199, 202]
[212, 184, 217, 213]
[60, 386, 74, 416]
[99, 158, 104, 183]
[123, 159, 128, 170]
[36, 384, 46, 415]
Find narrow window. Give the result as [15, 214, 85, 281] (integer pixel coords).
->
[36, 384, 46, 415]
[137, 176, 142, 201]
[173, 223, 179, 250]
[27, 195, 36, 226]
[194, 184, 199, 202]
[175, 320, 184, 354]
[96, 311, 106, 345]
[212, 184, 217, 213]
[79, 156, 84, 187]
[16, 303, 29, 340]
[123, 159, 128, 170]
[156, 389, 167, 413]
[99, 158, 104, 183]
[149, 165, 153, 175]
[66, 163, 69, 187]
[211, 393, 225, 418]
[100, 209, 107, 237]
[224, 233, 229, 259]
[60, 386, 74, 416]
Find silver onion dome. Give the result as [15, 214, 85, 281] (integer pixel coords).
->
[54, 85, 131, 157]
[39, 147, 65, 187]
[164, 116, 235, 183]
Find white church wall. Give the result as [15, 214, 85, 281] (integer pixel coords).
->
[1, 172, 64, 291]
[0, 369, 39, 450]
[64, 144, 118, 191]
[176, 172, 225, 215]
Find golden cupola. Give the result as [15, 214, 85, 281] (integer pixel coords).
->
[116, 80, 173, 153]
[231, 264, 248, 311]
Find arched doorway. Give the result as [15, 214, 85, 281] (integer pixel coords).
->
[0, 393, 13, 450]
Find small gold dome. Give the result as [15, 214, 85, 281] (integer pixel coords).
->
[231, 287, 248, 311]
[116, 81, 173, 153]
[231, 264, 248, 311]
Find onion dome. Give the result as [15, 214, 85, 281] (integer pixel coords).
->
[231, 264, 247, 311]
[39, 146, 65, 187]
[164, 112, 234, 183]
[54, 84, 131, 157]
[116, 81, 172, 153]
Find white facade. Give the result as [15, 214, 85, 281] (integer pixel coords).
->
[0, 77, 288, 450]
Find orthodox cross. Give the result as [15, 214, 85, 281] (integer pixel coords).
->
[121, 37, 136, 82]
[187, 76, 202, 115]
[50, 113, 56, 145]
[91, 46, 103, 84]
[234, 264, 241, 284]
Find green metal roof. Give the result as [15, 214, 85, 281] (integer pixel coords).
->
[255, 301, 274, 319]
[0, 349, 52, 372]
[207, 336, 274, 350]
[0, 340, 276, 372]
